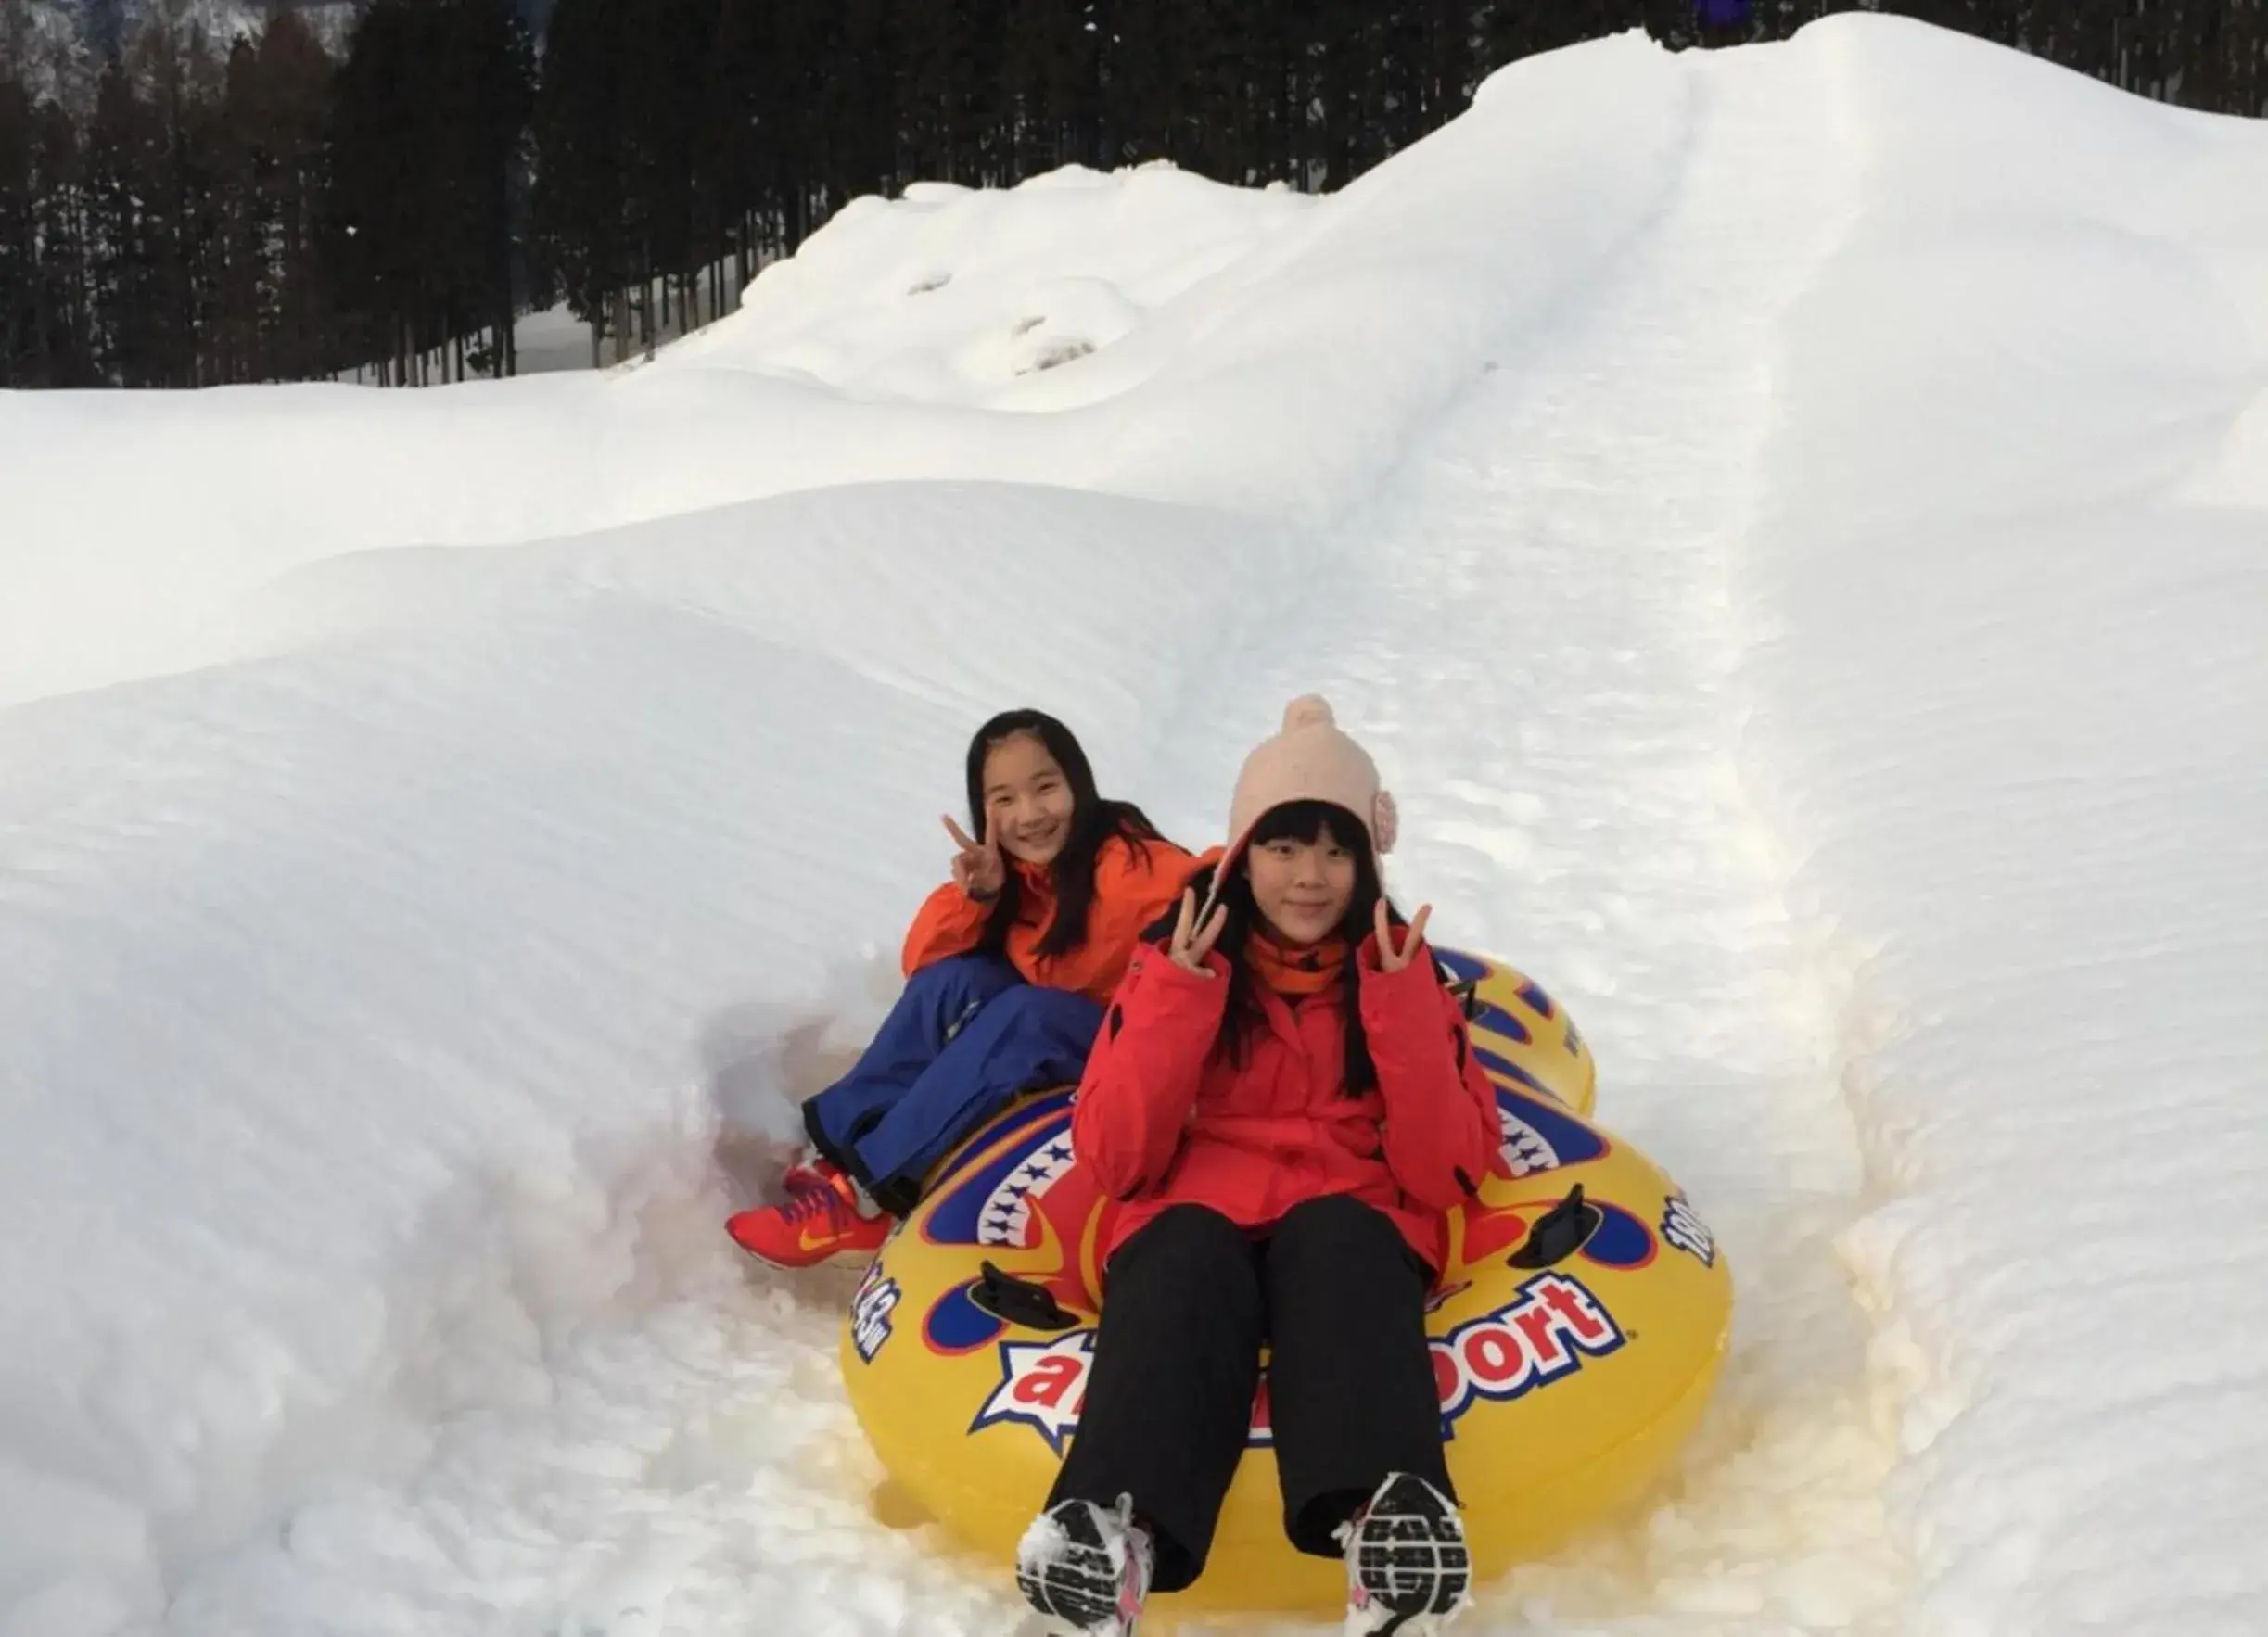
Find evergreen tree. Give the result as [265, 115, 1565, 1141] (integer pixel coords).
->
[31, 95, 96, 384]
[246, 14, 337, 380]
[532, 0, 632, 359]
[85, 56, 147, 381]
[706, 0, 778, 290]
[0, 61, 40, 382]
[433, 0, 534, 375]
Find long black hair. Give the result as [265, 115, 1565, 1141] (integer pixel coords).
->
[964, 709, 1166, 959]
[1163, 799, 1402, 1098]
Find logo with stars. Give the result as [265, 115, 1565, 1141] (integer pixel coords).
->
[977, 1131, 1078, 1248]
[1497, 1111, 1561, 1178]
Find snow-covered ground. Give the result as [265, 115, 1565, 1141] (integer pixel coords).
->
[3, 16, 2264, 1637]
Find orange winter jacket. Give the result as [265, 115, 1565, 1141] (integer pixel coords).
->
[901, 833, 1210, 1005]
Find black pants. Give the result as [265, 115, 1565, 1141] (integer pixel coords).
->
[1047, 1196, 1454, 1593]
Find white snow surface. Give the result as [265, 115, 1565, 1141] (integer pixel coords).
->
[2, 16, 2264, 1637]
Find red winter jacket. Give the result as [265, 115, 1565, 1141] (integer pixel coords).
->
[1070, 934, 1499, 1275]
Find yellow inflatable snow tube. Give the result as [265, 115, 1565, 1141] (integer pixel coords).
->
[840, 951, 1732, 1614]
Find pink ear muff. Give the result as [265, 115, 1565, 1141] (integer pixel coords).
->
[1372, 790, 1399, 856]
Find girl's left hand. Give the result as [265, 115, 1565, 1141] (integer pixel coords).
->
[1374, 900, 1433, 972]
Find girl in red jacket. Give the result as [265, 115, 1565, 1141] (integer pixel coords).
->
[729, 710, 1197, 1268]
[1016, 698, 1498, 1636]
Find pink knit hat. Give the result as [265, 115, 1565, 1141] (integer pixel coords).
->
[1199, 695, 1397, 920]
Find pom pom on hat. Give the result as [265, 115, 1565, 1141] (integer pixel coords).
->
[1281, 694, 1337, 733]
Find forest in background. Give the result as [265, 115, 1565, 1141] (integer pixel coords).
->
[4, 0, 2262, 388]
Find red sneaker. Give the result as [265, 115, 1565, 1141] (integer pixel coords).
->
[727, 1161, 890, 1269]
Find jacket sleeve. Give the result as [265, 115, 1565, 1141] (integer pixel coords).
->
[1070, 943, 1229, 1200]
[1358, 938, 1499, 1212]
[901, 881, 988, 977]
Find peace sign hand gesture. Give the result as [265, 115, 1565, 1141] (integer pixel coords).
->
[1167, 888, 1230, 977]
[943, 814, 1005, 902]
[1373, 900, 1433, 973]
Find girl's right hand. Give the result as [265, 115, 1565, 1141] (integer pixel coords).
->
[943, 815, 1005, 901]
[1167, 887, 1230, 976]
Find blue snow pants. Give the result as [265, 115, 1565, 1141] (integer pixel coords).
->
[803, 954, 1105, 1213]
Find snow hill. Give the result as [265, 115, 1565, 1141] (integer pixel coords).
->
[2, 17, 2264, 1637]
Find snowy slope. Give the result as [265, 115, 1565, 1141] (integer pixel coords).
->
[1743, 23, 2268, 1634]
[3, 17, 2266, 1637]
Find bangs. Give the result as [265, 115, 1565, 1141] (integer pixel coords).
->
[1248, 799, 1368, 855]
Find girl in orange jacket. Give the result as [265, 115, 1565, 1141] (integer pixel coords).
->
[728, 709, 1200, 1269]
